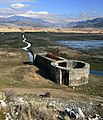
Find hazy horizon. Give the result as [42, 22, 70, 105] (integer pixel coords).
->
[0, 0, 103, 23]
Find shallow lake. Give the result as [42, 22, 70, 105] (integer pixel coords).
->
[57, 40, 103, 76]
[57, 40, 103, 50]
[90, 70, 103, 76]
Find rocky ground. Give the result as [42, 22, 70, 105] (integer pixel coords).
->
[0, 91, 103, 120]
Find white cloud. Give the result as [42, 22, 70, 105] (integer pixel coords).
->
[0, 8, 78, 23]
[18, 10, 49, 18]
[79, 12, 90, 20]
[27, 10, 49, 15]
[0, 8, 50, 19]
[11, 3, 25, 9]
[0, 0, 35, 3]
[0, 6, 95, 23]
[0, 8, 23, 17]
[18, 10, 64, 23]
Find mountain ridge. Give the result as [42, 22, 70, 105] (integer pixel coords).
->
[0, 16, 103, 28]
[67, 17, 103, 28]
[0, 15, 55, 28]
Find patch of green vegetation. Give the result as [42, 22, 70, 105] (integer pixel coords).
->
[90, 62, 103, 71]
[0, 32, 23, 48]
[24, 32, 103, 48]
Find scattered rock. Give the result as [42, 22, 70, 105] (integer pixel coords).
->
[45, 92, 51, 97]
[64, 115, 71, 120]
[0, 100, 7, 108]
[0, 92, 6, 100]
[87, 114, 102, 120]
[65, 108, 78, 119]
[92, 114, 102, 120]
[65, 107, 85, 119]
[0, 94, 102, 120]
[39, 92, 51, 97]
[57, 115, 64, 120]
[47, 102, 56, 108]
[97, 103, 103, 108]
[77, 107, 85, 119]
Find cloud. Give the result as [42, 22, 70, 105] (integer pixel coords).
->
[79, 12, 90, 20]
[0, 8, 23, 17]
[0, 8, 50, 18]
[18, 10, 49, 18]
[17, 10, 67, 23]
[11, 3, 25, 9]
[20, 11, 78, 23]
[0, 0, 35, 3]
[0, 7, 78, 23]
[26, 10, 49, 15]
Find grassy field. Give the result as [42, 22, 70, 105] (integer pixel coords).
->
[0, 32, 103, 98]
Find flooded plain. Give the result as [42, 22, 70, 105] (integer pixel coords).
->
[57, 40, 103, 76]
[57, 40, 103, 51]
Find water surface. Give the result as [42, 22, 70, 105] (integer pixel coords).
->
[57, 40, 103, 50]
[90, 70, 103, 76]
[57, 40, 103, 76]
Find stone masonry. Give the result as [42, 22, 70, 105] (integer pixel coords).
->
[34, 53, 90, 86]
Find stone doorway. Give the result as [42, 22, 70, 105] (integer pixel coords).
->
[61, 70, 69, 86]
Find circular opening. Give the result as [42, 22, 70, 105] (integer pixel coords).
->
[73, 62, 85, 68]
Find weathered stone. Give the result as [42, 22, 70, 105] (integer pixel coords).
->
[0, 100, 7, 107]
[0, 92, 6, 100]
[77, 107, 85, 119]
[64, 115, 71, 120]
[35, 53, 90, 86]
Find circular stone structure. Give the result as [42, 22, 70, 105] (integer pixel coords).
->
[35, 53, 90, 86]
[51, 60, 90, 86]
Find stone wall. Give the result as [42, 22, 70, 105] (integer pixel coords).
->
[35, 53, 90, 86]
[69, 63, 90, 86]
[35, 54, 60, 83]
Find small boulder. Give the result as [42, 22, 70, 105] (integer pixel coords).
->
[0, 92, 6, 100]
[77, 107, 85, 119]
[0, 100, 7, 108]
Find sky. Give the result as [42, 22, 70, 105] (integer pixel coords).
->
[0, 0, 103, 23]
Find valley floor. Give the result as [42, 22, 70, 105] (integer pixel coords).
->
[0, 32, 103, 118]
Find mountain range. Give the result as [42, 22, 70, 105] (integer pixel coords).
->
[67, 17, 103, 28]
[0, 15, 55, 28]
[0, 15, 103, 28]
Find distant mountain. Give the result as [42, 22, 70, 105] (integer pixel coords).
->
[0, 15, 55, 28]
[1, 16, 103, 28]
[67, 17, 103, 28]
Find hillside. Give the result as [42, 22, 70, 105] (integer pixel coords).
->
[67, 17, 103, 28]
[0, 16, 103, 28]
[0, 15, 55, 28]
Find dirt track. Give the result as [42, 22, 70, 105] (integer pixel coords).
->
[1, 87, 103, 103]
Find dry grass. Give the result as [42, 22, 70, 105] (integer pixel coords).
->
[0, 27, 103, 33]
[0, 31, 102, 119]
[0, 32, 103, 105]
[0, 48, 65, 89]
[0, 39, 102, 98]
